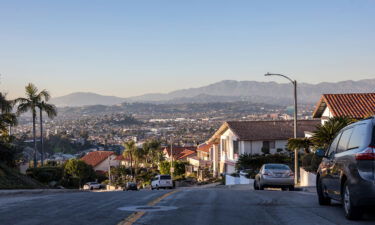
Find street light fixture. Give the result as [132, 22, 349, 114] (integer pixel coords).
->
[264, 72, 299, 185]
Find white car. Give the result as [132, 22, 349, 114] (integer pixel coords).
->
[151, 175, 173, 190]
[83, 182, 102, 190]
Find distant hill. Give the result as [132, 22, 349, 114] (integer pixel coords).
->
[52, 79, 375, 107]
[126, 79, 375, 105]
[51, 92, 126, 107]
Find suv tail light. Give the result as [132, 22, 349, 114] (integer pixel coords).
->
[289, 172, 294, 177]
[355, 147, 375, 160]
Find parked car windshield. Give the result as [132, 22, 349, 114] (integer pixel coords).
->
[265, 164, 290, 170]
[160, 175, 172, 180]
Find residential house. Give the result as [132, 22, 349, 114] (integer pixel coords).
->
[187, 143, 213, 180]
[312, 93, 375, 124]
[163, 146, 197, 161]
[81, 151, 120, 173]
[114, 155, 132, 167]
[207, 120, 319, 175]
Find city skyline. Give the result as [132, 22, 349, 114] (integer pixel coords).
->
[1, 0, 375, 98]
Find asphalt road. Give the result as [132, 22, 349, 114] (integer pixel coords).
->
[0, 186, 374, 225]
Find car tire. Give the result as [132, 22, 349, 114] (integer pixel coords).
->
[342, 181, 363, 220]
[317, 178, 331, 205]
[90, 187, 93, 191]
[258, 181, 264, 190]
[289, 186, 294, 191]
[253, 180, 259, 190]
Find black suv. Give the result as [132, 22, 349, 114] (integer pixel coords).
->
[316, 117, 375, 220]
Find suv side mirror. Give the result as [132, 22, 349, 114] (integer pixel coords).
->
[315, 149, 325, 157]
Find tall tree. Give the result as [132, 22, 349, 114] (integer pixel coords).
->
[16, 83, 50, 168]
[123, 140, 136, 179]
[0, 92, 17, 139]
[38, 101, 57, 166]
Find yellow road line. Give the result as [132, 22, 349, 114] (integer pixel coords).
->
[117, 190, 179, 225]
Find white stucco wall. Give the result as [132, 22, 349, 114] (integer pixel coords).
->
[94, 155, 119, 172]
[220, 129, 238, 161]
[321, 107, 333, 124]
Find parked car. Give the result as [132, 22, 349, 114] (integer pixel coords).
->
[123, 182, 138, 191]
[253, 164, 294, 191]
[151, 175, 173, 190]
[83, 182, 101, 190]
[315, 117, 375, 220]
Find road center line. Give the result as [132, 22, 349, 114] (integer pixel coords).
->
[117, 190, 179, 225]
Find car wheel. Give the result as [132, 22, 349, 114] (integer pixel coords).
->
[342, 181, 363, 220]
[289, 186, 295, 191]
[90, 187, 93, 191]
[258, 181, 264, 190]
[253, 180, 259, 190]
[317, 178, 331, 205]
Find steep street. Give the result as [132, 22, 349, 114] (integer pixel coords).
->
[1, 186, 374, 225]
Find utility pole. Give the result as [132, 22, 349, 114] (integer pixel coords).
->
[265, 73, 299, 184]
[170, 138, 174, 178]
[108, 156, 111, 187]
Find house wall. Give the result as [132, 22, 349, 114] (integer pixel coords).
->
[212, 144, 220, 177]
[94, 155, 119, 172]
[321, 107, 333, 124]
[218, 128, 289, 174]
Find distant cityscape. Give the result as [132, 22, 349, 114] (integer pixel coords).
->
[12, 101, 315, 161]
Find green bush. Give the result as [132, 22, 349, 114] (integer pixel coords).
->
[159, 161, 188, 177]
[27, 167, 64, 184]
[301, 153, 322, 173]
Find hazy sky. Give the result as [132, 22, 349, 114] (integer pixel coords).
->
[1, 0, 375, 99]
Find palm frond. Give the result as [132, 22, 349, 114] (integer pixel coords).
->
[38, 90, 51, 101]
[25, 83, 38, 98]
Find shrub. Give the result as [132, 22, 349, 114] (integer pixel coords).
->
[301, 153, 322, 173]
[27, 167, 64, 184]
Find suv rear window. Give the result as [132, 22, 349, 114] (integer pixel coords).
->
[264, 164, 290, 170]
[160, 175, 171, 180]
[348, 124, 368, 150]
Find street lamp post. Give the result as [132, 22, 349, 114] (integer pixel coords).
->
[265, 73, 299, 185]
[170, 138, 174, 178]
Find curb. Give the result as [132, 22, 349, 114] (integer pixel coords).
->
[0, 189, 83, 197]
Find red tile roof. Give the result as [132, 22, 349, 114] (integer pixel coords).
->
[163, 146, 197, 160]
[81, 151, 114, 167]
[114, 155, 131, 161]
[313, 93, 375, 119]
[208, 120, 319, 143]
[197, 143, 212, 153]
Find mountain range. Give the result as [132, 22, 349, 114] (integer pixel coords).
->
[51, 79, 375, 107]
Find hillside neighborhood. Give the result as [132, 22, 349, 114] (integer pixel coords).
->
[2, 1, 375, 224]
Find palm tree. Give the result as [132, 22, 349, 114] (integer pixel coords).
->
[287, 138, 313, 154]
[0, 92, 17, 139]
[16, 83, 51, 168]
[38, 101, 57, 166]
[310, 117, 355, 149]
[123, 140, 136, 179]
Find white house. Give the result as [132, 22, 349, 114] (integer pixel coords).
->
[81, 151, 120, 173]
[312, 93, 375, 124]
[208, 120, 319, 175]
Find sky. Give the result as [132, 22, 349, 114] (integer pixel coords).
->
[1, 0, 375, 99]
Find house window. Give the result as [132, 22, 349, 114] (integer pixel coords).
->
[233, 140, 239, 155]
[270, 141, 275, 149]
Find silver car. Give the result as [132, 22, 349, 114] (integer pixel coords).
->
[254, 164, 294, 191]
